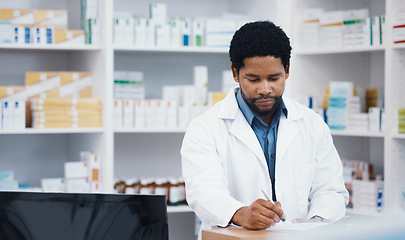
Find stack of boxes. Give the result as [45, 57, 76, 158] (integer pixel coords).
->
[393, 12, 405, 44]
[322, 83, 384, 132]
[114, 71, 145, 100]
[113, 3, 247, 48]
[0, 71, 102, 130]
[296, 8, 385, 50]
[345, 96, 369, 132]
[24, 71, 101, 129]
[327, 81, 354, 130]
[41, 151, 102, 193]
[0, 8, 86, 45]
[296, 8, 322, 51]
[342, 159, 383, 212]
[114, 65, 212, 130]
[30, 98, 102, 128]
[352, 179, 384, 212]
[319, 11, 344, 49]
[342, 9, 370, 48]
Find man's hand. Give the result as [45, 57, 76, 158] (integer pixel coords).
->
[231, 199, 285, 230]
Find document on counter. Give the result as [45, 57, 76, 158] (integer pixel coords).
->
[269, 220, 330, 232]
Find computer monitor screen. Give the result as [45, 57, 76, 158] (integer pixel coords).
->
[0, 191, 168, 240]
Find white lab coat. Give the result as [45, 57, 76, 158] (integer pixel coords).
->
[181, 87, 349, 236]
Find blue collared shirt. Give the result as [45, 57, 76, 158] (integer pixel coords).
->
[236, 88, 288, 201]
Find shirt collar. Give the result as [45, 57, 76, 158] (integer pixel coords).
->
[236, 88, 288, 125]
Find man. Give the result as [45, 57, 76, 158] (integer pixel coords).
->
[181, 21, 348, 237]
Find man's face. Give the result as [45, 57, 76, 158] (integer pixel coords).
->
[231, 56, 289, 117]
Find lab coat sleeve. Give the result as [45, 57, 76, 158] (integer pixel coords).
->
[181, 116, 245, 227]
[307, 119, 349, 220]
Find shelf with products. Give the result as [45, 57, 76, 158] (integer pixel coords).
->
[0, 0, 110, 195]
[111, 1, 278, 239]
[287, 0, 393, 216]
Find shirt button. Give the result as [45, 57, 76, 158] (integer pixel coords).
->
[271, 153, 275, 158]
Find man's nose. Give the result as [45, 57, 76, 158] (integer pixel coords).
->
[257, 80, 272, 95]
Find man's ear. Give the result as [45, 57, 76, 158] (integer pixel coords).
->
[285, 63, 290, 79]
[231, 65, 239, 83]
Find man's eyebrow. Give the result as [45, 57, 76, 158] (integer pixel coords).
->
[245, 73, 282, 78]
[268, 73, 282, 77]
[245, 73, 259, 78]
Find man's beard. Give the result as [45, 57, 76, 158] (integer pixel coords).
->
[240, 88, 282, 117]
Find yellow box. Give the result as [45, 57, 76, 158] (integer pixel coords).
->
[25, 72, 61, 98]
[0, 9, 67, 29]
[26, 72, 92, 98]
[0, 86, 25, 99]
[25, 72, 60, 86]
[0, 9, 34, 25]
[54, 30, 85, 45]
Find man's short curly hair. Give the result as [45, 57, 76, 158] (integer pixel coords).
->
[229, 21, 292, 73]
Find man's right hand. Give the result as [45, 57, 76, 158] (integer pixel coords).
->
[230, 199, 286, 230]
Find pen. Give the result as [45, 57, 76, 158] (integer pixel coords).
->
[261, 189, 286, 222]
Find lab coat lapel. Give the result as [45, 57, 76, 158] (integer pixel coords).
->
[229, 114, 267, 168]
[219, 87, 267, 169]
[276, 99, 302, 162]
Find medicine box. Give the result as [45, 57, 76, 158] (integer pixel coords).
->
[0, 21, 12, 43]
[41, 178, 64, 192]
[64, 161, 88, 179]
[65, 178, 89, 193]
[54, 29, 85, 45]
[0, 171, 14, 181]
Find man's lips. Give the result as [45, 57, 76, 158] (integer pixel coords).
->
[255, 98, 275, 106]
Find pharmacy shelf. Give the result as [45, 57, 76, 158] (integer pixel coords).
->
[167, 205, 193, 213]
[330, 130, 385, 138]
[0, 44, 102, 51]
[392, 133, 405, 139]
[114, 45, 228, 54]
[294, 46, 385, 55]
[114, 128, 186, 133]
[345, 208, 385, 218]
[0, 128, 105, 135]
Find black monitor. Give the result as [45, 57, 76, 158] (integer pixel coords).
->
[0, 191, 168, 240]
